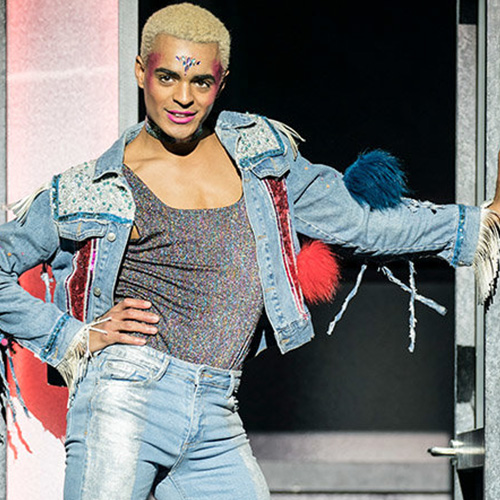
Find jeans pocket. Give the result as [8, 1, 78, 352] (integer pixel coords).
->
[100, 356, 152, 383]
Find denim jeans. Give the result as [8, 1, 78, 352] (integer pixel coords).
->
[64, 344, 270, 500]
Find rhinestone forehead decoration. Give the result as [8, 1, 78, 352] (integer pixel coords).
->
[176, 55, 201, 75]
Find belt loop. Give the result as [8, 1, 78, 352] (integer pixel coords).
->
[225, 371, 239, 398]
[157, 353, 171, 380]
[194, 366, 203, 387]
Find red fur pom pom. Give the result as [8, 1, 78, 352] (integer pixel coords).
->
[296, 240, 341, 304]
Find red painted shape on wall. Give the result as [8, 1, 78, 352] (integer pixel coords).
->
[7, 266, 68, 441]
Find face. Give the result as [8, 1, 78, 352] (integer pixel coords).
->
[136, 34, 227, 143]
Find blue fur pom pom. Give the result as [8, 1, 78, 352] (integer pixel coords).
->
[343, 150, 408, 209]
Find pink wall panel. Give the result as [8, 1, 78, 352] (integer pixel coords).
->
[6, 1, 120, 497]
[7, 0, 119, 202]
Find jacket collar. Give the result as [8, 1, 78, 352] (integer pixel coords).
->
[215, 110, 257, 129]
[215, 111, 287, 172]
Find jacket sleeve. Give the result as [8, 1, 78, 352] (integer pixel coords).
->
[0, 188, 85, 366]
[287, 151, 481, 267]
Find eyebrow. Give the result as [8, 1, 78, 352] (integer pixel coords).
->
[154, 67, 216, 82]
[154, 68, 179, 78]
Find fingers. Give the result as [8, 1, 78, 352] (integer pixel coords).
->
[115, 332, 151, 346]
[103, 299, 160, 329]
[118, 298, 154, 311]
[89, 329, 147, 353]
[88, 298, 160, 353]
[116, 320, 158, 334]
[121, 305, 160, 325]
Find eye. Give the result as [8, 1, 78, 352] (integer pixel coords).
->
[158, 74, 174, 84]
[194, 78, 213, 89]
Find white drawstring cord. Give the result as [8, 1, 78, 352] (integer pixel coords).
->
[83, 316, 112, 357]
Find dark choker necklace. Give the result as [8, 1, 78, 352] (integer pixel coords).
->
[144, 115, 205, 145]
[145, 116, 175, 143]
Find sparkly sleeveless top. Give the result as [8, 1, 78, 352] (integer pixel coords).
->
[114, 166, 264, 370]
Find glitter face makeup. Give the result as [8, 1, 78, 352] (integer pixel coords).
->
[146, 52, 161, 87]
[212, 61, 223, 85]
[175, 55, 201, 75]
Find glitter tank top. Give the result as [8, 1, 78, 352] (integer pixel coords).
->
[114, 166, 264, 370]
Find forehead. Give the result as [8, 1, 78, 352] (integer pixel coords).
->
[149, 34, 221, 67]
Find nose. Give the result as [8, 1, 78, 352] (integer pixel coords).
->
[173, 82, 194, 108]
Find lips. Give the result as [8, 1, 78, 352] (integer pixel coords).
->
[166, 110, 197, 124]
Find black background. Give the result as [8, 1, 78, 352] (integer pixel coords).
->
[138, 0, 457, 432]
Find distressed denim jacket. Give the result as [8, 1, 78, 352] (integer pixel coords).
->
[0, 110, 482, 380]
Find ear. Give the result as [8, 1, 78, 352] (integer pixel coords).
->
[216, 70, 230, 98]
[135, 56, 146, 89]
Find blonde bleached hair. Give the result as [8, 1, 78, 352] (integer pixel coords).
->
[140, 2, 231, 70]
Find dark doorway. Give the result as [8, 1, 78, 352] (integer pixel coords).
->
[139, 0, 457, 433]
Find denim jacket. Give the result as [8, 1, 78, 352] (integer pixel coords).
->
[0, 110, 481, 376]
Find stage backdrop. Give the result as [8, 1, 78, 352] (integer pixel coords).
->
[6, 0, 120, 497]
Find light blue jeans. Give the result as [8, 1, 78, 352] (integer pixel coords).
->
[64, 344, 270, 500]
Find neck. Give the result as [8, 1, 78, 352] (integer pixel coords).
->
[144, 115, 209, 156]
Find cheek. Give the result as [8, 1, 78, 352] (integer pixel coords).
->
[205, 88, 219, 104]
[143, 86, 165, 117]
[144, 85, 162, 106]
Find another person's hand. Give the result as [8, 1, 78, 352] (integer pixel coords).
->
[88, 298, 159, 353]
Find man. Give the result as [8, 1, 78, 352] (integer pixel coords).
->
[1, 3, 499, 499]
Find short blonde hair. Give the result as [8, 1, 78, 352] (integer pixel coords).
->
[140, 2, 231, 70]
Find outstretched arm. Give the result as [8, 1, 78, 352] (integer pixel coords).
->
[288, 152, 480, 267]
[286, 143, 500, 306]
